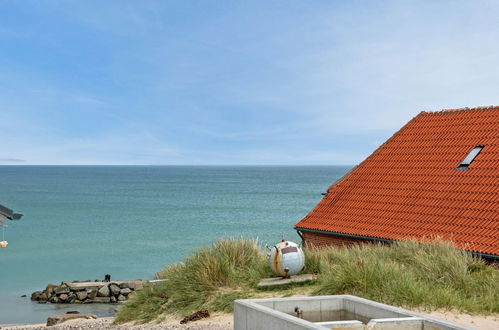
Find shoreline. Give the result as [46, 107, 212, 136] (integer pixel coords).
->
[0, 314, 233, 330]
[0, 279, 165, 326]
[2, 310, 499, 330]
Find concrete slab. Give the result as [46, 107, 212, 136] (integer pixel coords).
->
[257, 274, 315, 287]
[63, 280, 147, 290]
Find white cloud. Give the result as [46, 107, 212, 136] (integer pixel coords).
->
[2, 1, 499, 164]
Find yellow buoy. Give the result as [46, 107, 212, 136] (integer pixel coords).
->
[0, 240, 8, 248]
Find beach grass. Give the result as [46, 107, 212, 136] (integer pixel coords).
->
[115, 238, 270, 323]
[115, 238, 499, 324]
[311, 240, 498, 313]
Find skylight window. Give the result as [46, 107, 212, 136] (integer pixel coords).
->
[457, 146, 484, 170]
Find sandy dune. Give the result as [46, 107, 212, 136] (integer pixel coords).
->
[3, 311, 499, 329]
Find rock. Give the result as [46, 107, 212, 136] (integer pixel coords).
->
[37, 292, 48, 303]
[55, 286, 70, 295]
[109, 283, 121, 296]
[31, 291, 43, 301]
[120, 288, 132, 296]
[67, 292, 76, 304]
[91, 296, 110, 303]
[46, 313, 96, 326]
[127, 281, 145, 291]
[21, 294, 27, 297]
[97, 285, 110, 297]
[45, 284, 58, 296]
[87, 289, 98, 300]
[32, 280, 146, 305]
[180, 310, 210, 324]
[76, 291, 88, 300]
[110, 296, 117, 303]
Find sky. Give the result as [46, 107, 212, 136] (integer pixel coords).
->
[1, 0, 499, 165]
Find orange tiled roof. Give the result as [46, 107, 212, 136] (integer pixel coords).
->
[295, 106, 499, 256]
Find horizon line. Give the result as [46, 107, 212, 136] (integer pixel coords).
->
[0, 164, 355, 167]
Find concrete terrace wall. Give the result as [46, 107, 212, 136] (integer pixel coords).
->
[234, 295, 473, 330]
[234, 299, 328, 330]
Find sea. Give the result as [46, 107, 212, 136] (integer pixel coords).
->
[0, 165, 350, 325]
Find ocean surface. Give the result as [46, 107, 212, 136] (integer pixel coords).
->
[0, 165, 350, 325]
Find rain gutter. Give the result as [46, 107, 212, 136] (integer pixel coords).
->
[295, 227, 499, 260]
[294, 227, 392, 244]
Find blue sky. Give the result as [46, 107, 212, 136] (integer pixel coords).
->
[1, 1, 499, 165]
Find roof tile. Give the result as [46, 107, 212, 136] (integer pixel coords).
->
[296, 106, 499, 256]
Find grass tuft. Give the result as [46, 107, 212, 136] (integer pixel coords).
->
[313, 239, 499, 313]
[209, 290, 251, 312]
[115, 237, 498, 324]
[115, 238, 270, 324]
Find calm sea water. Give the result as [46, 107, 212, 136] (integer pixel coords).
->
[0, 165, 350, 325]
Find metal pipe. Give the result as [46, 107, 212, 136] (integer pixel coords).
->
[296, 230, 304, 246]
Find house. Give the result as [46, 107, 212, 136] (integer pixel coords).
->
[295, 106, 499, 259]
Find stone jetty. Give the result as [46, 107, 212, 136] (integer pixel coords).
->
[31, 280, 147, 304]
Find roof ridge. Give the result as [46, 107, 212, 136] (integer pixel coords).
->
[421, 105, 499, 115]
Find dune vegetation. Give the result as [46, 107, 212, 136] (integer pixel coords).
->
[115, 238, 499, 324]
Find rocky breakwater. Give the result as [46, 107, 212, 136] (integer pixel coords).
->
[31, 280, 146, 304]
